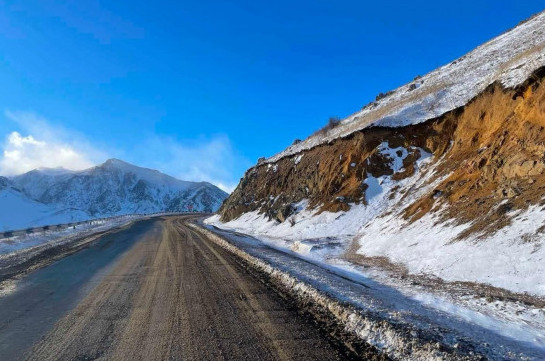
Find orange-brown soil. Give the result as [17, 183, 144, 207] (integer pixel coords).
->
[220, 67, 545, 239]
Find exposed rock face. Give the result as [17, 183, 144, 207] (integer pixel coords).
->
[220, 67, 545, 237]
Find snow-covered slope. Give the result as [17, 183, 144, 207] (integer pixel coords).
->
[202, 12, 545, 357]
[266, 11, 545, 164]
[0, 177, 88, 231]
[215, 10, 545, 299]
[1, 159, 228, 231]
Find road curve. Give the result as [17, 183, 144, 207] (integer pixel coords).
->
[17, 216, 349, 360]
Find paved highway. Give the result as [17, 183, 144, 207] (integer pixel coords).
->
[0, 216, 352, 360]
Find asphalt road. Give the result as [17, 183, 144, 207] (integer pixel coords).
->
[0, 216, 349, 360]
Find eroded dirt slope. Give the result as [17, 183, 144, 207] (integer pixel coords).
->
[221, 67, 545, 238]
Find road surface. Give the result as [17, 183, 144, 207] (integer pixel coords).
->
[0, 216, 352, 360]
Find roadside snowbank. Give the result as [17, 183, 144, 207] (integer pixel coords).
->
[197, 223, 545, 360]
[0, 215, 143, 257]
[207, 199, 545, 297]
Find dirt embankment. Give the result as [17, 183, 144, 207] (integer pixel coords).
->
[221, 67, 545, 236]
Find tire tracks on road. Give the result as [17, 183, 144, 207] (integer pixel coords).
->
[24, 216, 348, 361]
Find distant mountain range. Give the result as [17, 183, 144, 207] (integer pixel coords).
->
[0, 159, 228, 231]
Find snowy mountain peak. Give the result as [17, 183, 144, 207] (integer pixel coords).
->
[102, 158, 124, 165]
[91, 158, 195, 190]
[99, 158, 155, 174]
[2, 160, 228, 231]
[101, 158, 134, 169]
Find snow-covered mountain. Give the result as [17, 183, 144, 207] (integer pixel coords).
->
[1, 159, 227, 231]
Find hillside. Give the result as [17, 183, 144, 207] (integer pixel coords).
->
[210, 11, 545, 297]
[264, 11, 545, 163]
[1, 159, 227, 231]
[0, 176, 89, 231]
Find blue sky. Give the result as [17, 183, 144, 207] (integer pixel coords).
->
[0, 1, 543, 191]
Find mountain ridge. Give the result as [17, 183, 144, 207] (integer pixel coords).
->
[0, 159, 227, 231]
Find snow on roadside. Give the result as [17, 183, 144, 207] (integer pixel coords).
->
[199, 223, 545, 360]
[205, 138, 545, 355]
[0, 215, 143, 257]
[206, 211, 545, 351]
[356, 204, 545, 296]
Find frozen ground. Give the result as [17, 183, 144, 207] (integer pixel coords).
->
[202, 221, 545, 360]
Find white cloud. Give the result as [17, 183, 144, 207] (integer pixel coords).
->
[0, 111, 106, 175]
[0, 110, 249, 193]
[0, 132, 94, 175]
[140, 135, 249, 193]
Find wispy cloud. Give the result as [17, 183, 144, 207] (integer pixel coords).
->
[0, 132, 95, 175]
[0, 111, 248, 193]
[140, 135, 249, 193]
[0, 111, 106, 175]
